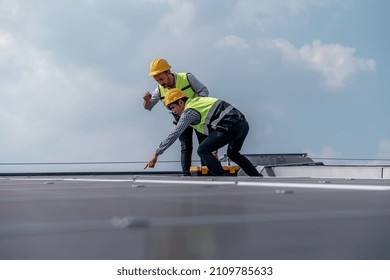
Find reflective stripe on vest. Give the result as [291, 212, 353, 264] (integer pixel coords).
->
[159, 72, 195, 106]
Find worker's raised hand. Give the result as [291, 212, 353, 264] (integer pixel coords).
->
[143, 92, 153, 110]
[143, 91, 152, 101]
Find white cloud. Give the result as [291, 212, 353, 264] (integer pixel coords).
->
[0, 31, 14, 48]
[0, 0, 19, 19]
[0, 33, 134, 162]
[159, 1, 195, 36]
[216, 35, 249, 49]
[304, 145, 342, 159]
[267, 39, 376, 88]
[231, 0, 326, 29]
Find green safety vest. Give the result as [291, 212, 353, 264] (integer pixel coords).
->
[185, 96, 227, 135]
[159, 72, 196, 107]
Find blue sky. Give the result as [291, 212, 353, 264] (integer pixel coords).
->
[1, 0, 389, 171]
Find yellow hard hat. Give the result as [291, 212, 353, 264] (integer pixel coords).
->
[164, 88, 186, 106]
[148, 58, 171, 76]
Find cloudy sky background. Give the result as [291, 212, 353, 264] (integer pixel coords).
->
[1, 0, 389, 172]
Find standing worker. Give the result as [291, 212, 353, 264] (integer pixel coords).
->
[145, 88, 262, 177]
[143, 58, 209, 176]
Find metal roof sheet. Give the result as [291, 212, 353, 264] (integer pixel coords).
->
[1, 174, 389, 260]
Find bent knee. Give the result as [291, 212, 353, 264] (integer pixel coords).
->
[197, 145, 212, 156]
[227, 149, 240, 160]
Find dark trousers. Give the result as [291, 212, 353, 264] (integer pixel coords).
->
[179, 126, 207, 174]
[197, 120, 261, 176]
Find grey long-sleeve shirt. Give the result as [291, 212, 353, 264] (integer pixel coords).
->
[146, 73, 209, 111]
[155, 109, 201, 155]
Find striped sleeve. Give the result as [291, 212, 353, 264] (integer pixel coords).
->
[155, 109, 201, 155]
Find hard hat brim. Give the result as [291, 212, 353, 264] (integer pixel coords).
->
[148, 70, 163, 77]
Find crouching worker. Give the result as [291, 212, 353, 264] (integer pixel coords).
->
[145, 88, 262, 177]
